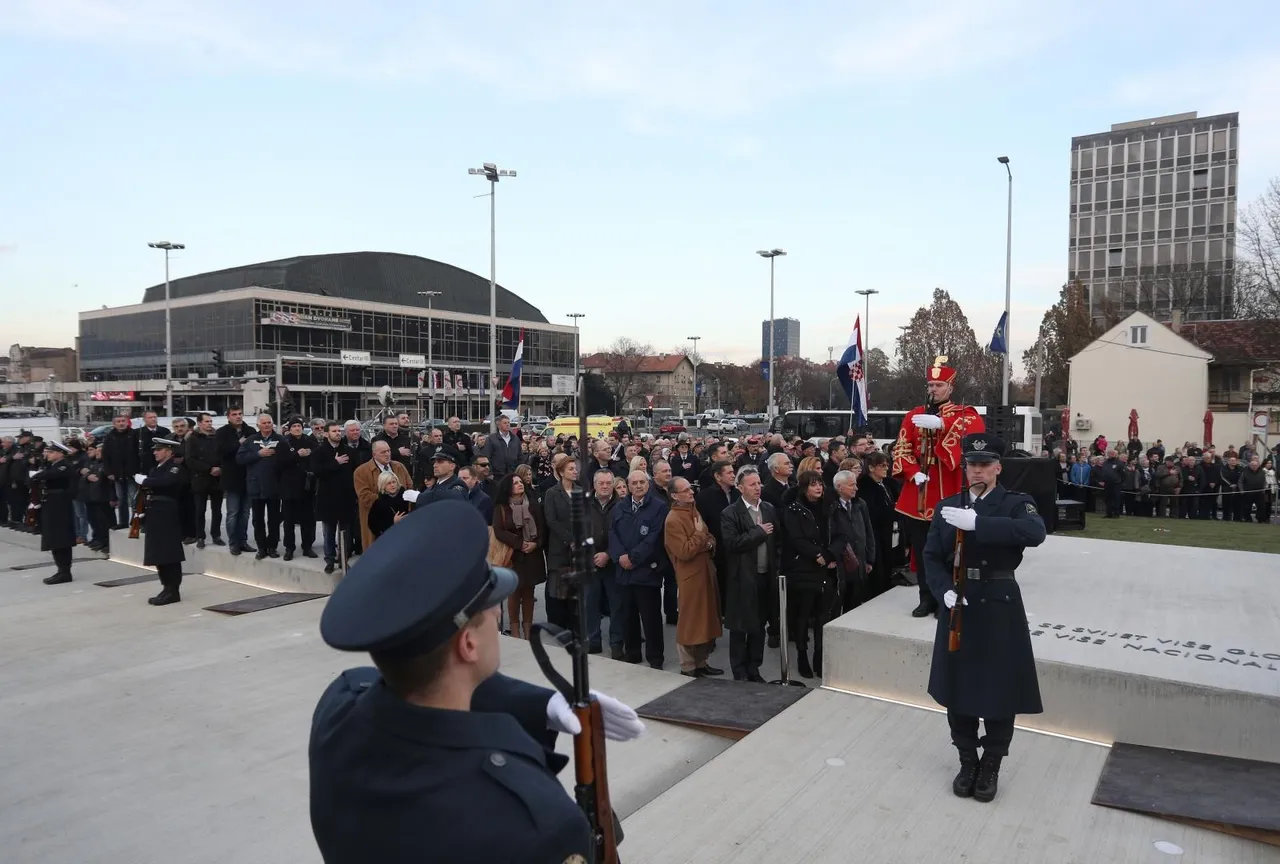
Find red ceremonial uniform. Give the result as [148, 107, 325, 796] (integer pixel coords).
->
[891, 391, 984, 522]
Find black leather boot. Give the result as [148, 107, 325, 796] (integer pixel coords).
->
[952, 749, 980, 797]
[148, 587, 181, 606]
[911, 598, 937, 617]
[43, 570, 72, 585]
[973, 753, 1003, 802]
[794, 646, 813, 679]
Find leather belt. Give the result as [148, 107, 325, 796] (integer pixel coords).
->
[965, 569, 1015, 582]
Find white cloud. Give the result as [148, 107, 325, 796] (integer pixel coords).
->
[1112, 52, 1280, 193]
[2, 0, 1058, 126]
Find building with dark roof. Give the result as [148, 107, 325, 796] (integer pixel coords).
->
[75, 251, 577, 423]
[1068, 111, 1239, 325]
[139, 251, 549, 323]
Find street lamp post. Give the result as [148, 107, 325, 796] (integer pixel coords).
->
[148, 241, 185, 418]
[757, 249, 786, 420]
[468, 162, 517, 432]
[418, 290, 441, 422]
[855, 288, 879, 405]
[566, 313, 585, 417]
[687, 335, 701, 414]
[998, 156, 1013, 406]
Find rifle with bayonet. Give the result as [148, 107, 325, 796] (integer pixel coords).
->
[948, 482, 985, 652]
[529, 374, 622, 864]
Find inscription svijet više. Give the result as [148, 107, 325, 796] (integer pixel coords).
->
[1030, 623, 1280, 673]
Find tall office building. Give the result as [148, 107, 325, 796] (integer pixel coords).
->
[761, 317, 800, 359]
[1068, 111, 1239, 323]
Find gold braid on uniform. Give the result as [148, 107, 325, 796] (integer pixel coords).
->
[891, 424, 917, 474]
[938, 408, 976, 471]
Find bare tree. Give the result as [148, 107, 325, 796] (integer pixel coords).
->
[592, 337, 653, 408]
[1110, 265, 1230, 321]
[671, 343, 705, 366]
[1238, 178, 1280, 318]
[1022, 281, 1102, 410]
[895, 288, 1005, 406]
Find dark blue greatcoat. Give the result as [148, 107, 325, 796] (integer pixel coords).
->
[608, 494, 670, 587]
[309, 671, 591, 863]
[924, 484, 1046, 719]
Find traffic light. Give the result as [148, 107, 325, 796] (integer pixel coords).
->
[212, 348, 224, 375]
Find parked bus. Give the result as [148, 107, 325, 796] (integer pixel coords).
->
[779, 406, 1042, 455]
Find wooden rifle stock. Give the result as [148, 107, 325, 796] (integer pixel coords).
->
[25, 477, 42, 529]
[529, 378, 624, 864]
[948, 527, 966, 652]
[948, 484, 982, 653]
[917, 427, 934, 513]
[574, 700, 619, 863]
[128, 486, 150, 540]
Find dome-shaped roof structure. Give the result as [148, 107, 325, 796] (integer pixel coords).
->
[140, 251, 547, 322]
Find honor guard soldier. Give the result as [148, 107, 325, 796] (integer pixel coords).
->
[892, 356, 984, 618]
[33, 441, 78, 585]
[309, 499, 646, 864]
[923, 432, 1045, 803]
[134, 438, 188, 606]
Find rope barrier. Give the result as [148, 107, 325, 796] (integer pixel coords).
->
[1057, 478, 1275, 499]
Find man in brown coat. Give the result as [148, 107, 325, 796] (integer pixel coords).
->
[664, 477, 724, 678]
[354, 440, 412, 552]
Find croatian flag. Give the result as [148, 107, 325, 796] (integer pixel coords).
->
[501, 330, 525, 408]
[836, 316, 868, 427]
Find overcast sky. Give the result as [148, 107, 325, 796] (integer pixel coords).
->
[2, 0, 1277, 377]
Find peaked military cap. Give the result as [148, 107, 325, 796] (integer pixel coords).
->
[962, 432, 1005, 463]
[151, 437, 183, 449]
[320, 500, 517, 658]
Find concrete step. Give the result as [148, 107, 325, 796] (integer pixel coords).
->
[621, 688, 1273, 863]
[108, 530, 342, 595]
[822, 534, 1280, 764]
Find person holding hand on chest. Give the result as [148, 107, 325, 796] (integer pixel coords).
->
[924, 432, 1045, 804]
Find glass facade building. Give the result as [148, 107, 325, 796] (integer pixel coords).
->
[76, 252, 577, 422]
[761, 317, 801, 359]
[1068, 111, 1238, 323]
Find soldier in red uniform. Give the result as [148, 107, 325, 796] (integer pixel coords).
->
[891, 356, 984, 617]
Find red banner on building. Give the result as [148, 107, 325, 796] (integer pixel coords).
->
[90, 391, 137, 401]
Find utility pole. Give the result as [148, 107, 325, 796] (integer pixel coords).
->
[757, 248, 786, 420]
[148, 241, 185, 418]
[468, 162, 517, 431]
[418, 290, 441, 421]
[998, 155, 1013, 405]
[566, 313, 585, 417]
[687, 335, 701, 414]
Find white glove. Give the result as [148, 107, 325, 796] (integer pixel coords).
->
[133, 473, 147, 486]
[940, 506, 977, 531]
[401, 489, 420, 504]
[912, 472, 928, 486]
[944, 590, 969, 609]
[912, 414, 944, 430]
[28, 470, 38, 479]
[547, 690, 646, 742]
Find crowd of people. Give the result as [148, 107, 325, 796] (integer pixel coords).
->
[11, 403, 1274, 671]
[3, 407, 916, 682]
[1043, 430, 1279, 522]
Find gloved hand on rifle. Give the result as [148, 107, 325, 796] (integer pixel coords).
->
[912, 472, 928, 486]
[944, 590, 969, 608]
[133, 473, 148, 486]
[547, 690, 646, 741]
[912, 414, 944, 430]
[940, 506, 977, 531]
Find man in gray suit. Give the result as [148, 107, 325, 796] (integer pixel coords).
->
[479, 415, 523, 477]
[720, 466, 780, 682]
